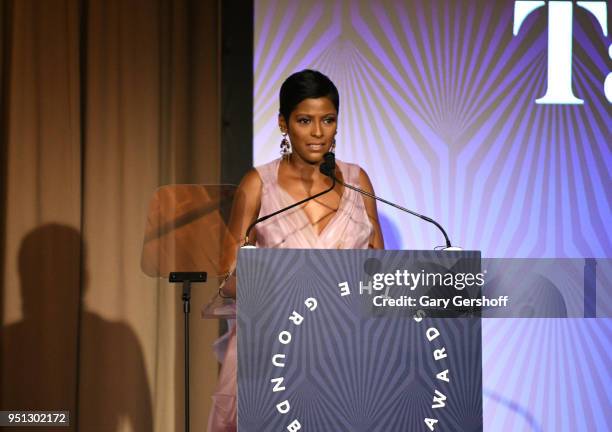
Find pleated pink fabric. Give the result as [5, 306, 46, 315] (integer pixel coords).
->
[207, 158, 372, 431]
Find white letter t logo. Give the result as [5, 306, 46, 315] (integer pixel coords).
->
[514, 1, 609, 104]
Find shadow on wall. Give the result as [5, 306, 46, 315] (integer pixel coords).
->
[1, 224, 152, 431]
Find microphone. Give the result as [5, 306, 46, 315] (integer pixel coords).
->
[319, 152, 336, 176]
[320, 152, 458, 250]
[243, 158, 337, 246]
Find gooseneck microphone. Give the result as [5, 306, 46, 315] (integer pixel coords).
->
[243, 158, 337, 246]
[320, 152, 457, 250]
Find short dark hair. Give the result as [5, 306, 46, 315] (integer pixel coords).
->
[279, 69, 339, 120]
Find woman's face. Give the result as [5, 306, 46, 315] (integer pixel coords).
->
[279, 97, 337, 165]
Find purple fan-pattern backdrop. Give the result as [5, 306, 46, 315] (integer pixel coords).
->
[254, 1, 611, 430]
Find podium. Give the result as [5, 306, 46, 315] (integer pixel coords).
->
[237, 248, 483, 432]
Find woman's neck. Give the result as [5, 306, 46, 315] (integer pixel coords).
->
[286, 155, 325, 180]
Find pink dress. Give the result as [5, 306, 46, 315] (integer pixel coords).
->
[207, 158, 373, 431]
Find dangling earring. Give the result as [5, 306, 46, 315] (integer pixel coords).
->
[280, 132, 291, 159]
[330, 137, 336, 154]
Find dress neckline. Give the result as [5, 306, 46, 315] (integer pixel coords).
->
[274, 158, 346, 238]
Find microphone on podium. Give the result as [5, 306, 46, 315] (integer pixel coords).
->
[243, 157, 338, 247]
[320, 152, 460, 251]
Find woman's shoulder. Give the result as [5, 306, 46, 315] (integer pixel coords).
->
[238, 167, 264, 198]
[237, 158, 283, 199]
[337, 159, 368, 185]
[254, 158, 281, 184]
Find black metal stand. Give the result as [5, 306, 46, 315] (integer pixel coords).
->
[169, 271, 207, 432]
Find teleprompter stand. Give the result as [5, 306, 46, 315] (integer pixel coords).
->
[169, 271, 206, 432]
[140, 185, 239, 431]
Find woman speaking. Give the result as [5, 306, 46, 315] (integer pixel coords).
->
[208, 69, 384, 431]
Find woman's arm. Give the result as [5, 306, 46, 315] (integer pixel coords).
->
[358, 168, 385, 249]
[219, 169, 262, 297]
